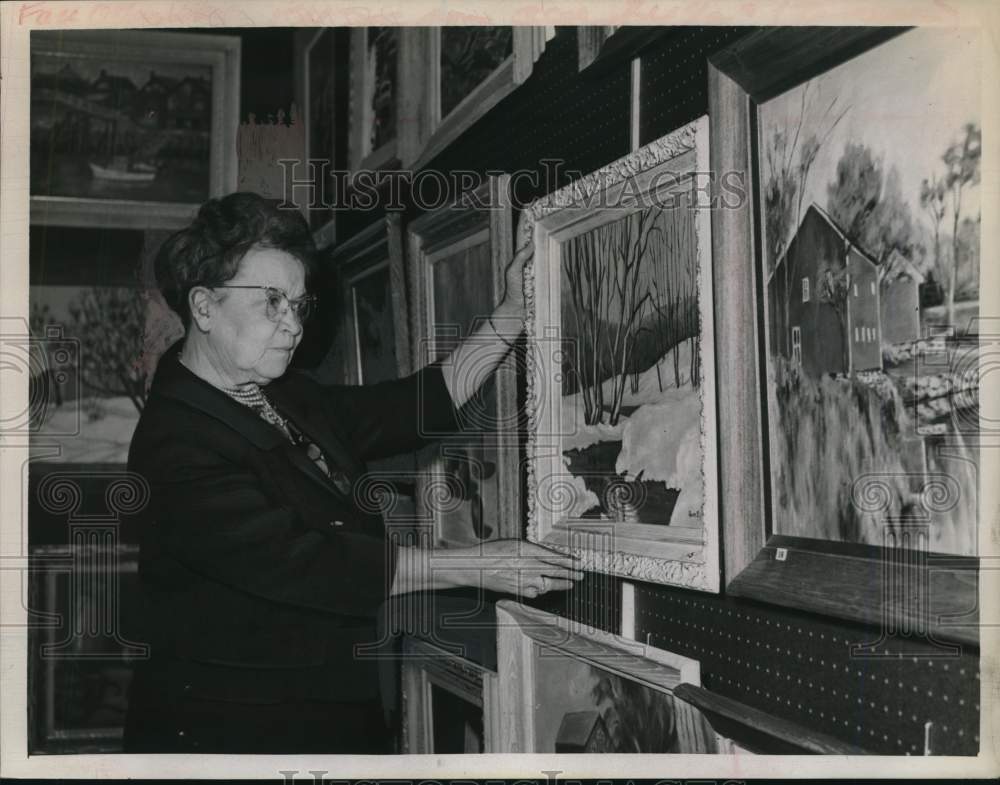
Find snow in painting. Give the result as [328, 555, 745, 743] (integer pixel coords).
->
[758, 28, 981, 556]
[559, 204, 705, 529]
[29, 285, 168, 463]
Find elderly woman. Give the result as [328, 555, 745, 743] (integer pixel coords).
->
[124, 193, 581, 754]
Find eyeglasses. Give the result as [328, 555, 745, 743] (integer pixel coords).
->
[213, 285, 317, 323]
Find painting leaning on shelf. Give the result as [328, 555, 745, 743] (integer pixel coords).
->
[758, 28, 981, 556]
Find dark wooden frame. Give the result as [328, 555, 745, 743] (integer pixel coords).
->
[709, 27, 979, 645]
[406, 175, 520, 544]
[331, 214, 410, 384]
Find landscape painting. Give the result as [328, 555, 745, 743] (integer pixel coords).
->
[526, 117, 718, 590]
[532, 645, 713, 753]
[758, 28, 981, 556]
[31, 47, 212, 204]
[30, 285, 148, 463]
[559, 205, 706, 533]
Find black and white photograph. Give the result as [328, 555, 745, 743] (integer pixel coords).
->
[0, 0, 997, 781]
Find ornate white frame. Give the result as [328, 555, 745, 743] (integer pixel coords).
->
[30, 30, 240, 230]
[400, 635, 501, 754]
[523, 116, 720, 591]
[407, 175, 520, 545]
[495, 600, 713, 753]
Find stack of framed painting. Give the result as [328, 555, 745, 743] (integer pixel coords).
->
[709, 27, 982, 644]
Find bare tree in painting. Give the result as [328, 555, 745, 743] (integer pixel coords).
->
[68, 287, 147, 414]
[942, 123, 982, 326]
[564, 227, 610, 425]
[605, 209, 657, 426]
[647, 205, 699, 391]
[563, 209, 659, 427]
[919, 173, 947, 294]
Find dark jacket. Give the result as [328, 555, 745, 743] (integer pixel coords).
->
[126, 344, 458, 708]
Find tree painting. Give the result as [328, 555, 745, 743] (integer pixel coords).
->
[758, 28, 980, 557]
[559, 203, 705, 526]
[590, 672, 679, 753]
[940, 123, 982, 327]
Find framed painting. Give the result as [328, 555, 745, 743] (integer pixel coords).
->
[333, 214, 410, 384]
[523, 116, 720, 591]
[330, 214, 416, 517]
[400, 635, 500, 754]
[28, 225, 157, 464]
[30, 30, 240, 230]
[347, 27, 403, 173]
[407, 175, 520, 545]
[409, 26, 555, 168]
[303, 27, 349, 244]
[710, 28, 983, 645]
[28, 544, 147, 754]
[495, 600, 716, 753]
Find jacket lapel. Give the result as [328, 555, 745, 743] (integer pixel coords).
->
[151, 344, 350, 500]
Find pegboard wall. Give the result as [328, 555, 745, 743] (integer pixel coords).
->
[634, 585, 980, 755]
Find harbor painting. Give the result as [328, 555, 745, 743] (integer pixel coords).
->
[31, 48, 213, 204]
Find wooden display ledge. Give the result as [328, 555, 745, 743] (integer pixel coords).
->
[673, 683, 869, 755]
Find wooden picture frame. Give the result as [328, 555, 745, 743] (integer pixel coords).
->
[407, 175, 520, 545]
[578, 26, 620, 71]
[348, 27, 405, 173]
[30, 30, 240, 230]
[400, 635, 501, 754]
[302, 27, 347, 247]
[709, 27, 981, 645]
[28, 543, 147, 754]
[495, 600, 715, 753]
[523, 116, 720, 591]
[410, 26, 555, 169]
[333, 214, 410, 384]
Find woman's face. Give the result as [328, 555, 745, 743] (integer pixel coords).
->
[206, 246, 307, 385]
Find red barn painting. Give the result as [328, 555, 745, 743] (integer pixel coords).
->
[767, 203, 883, 377]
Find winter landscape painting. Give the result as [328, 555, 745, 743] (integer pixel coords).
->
[758, 28, 981, 557]
[526, 117, 719, 590]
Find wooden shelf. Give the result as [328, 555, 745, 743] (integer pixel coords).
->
[674, 683, 869, 755]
